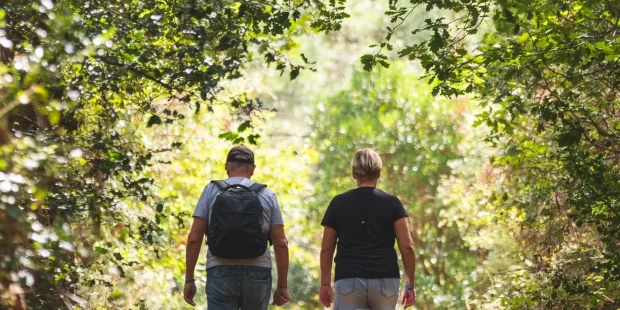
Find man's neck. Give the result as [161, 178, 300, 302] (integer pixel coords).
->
[228, 174, 251, 179]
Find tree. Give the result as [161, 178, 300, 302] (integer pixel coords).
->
[0, 0, 346, 307]
[362, 0, 620, 307]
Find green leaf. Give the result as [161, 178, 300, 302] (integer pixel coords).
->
[108, 151, 123, 161]
[300, 53, 311, 64]
[147, 115, 162, 127]
[377, 60, 390, 68]
[604, 54, 619, 61]
[360, 54, 375, 71]
[557, 126, 584, 147]
[247, 134, 260, 145]
[7, 205, 21, 220]
[237, 121, 251, 132]
[590, 296, 599, 306]
[290, 66, 300, 80]
[109, 288, 123, 300]
[218, 131, 238, 141]
[48, 109, 61, 126]
[217, 33, 239, 51]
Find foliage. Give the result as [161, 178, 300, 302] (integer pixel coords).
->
[3, 0, 618, 308]
[0, 0, 345, 308]
[361, 0, 620, 307]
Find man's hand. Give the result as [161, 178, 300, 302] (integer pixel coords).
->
[319, 284, 334, 308]
[272, 287, 290, 306]
[184, 282, 197, 307]
[401, 286, 416, 308]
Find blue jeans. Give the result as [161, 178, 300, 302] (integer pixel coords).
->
[334, 278, 400, 310]
[206, 265, 272, 310]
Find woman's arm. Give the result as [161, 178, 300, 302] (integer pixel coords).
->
[320, 226, 337, 285]
[319, 226, 337, 308]
[394, 217, 416, 287]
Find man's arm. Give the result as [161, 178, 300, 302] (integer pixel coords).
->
[184, 217, 207, 307]
[395, 217, 416, 287]
[185, 217, 207, 280]
[270, 225, 289, 288]
[270, 224, 290, 306]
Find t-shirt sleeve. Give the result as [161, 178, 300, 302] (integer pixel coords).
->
[269, 193, 284, 225]
[193, 183, 215, 220]
[321, 198, 338, 229]
[392, 197, 408, 222]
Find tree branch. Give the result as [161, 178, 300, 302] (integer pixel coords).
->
[96, 57, 178, 91]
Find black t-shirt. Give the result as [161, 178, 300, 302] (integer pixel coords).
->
[321, 187, 408, 281]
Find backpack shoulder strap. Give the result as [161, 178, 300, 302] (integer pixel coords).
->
[249, 183, 266, 194]
[211, 180, 229, 190]
[248, 182, 270, 245]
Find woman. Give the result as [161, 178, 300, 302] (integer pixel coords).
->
[319, 148, 417, 310]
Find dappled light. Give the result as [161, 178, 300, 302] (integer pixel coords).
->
[1, 0, 618, 309]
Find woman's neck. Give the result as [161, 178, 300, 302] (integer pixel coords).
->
[356, 179, 377, 188]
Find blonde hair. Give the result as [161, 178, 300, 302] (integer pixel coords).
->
[351, 148, 382, 181]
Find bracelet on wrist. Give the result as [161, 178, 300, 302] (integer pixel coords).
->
[185, 279, 196, 283]
[404, 283, 414, 291]
[277, 285, 287, 289]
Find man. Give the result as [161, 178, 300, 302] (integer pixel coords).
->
[184, 145, 290, 309]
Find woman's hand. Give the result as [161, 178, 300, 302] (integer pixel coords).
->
[401, 285, 416, 308]
[319, 284, 334, 308]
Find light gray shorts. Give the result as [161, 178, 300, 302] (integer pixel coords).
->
[334, 278, 400, 310]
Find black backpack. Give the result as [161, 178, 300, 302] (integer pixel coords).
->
[207, 180, 269, 259]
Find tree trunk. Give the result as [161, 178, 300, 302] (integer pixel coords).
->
[0, 45, 12, 145]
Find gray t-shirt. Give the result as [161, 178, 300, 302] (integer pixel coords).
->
[193, 177, 283, 269]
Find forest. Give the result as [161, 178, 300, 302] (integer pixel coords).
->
[0, 0, 619, 309]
